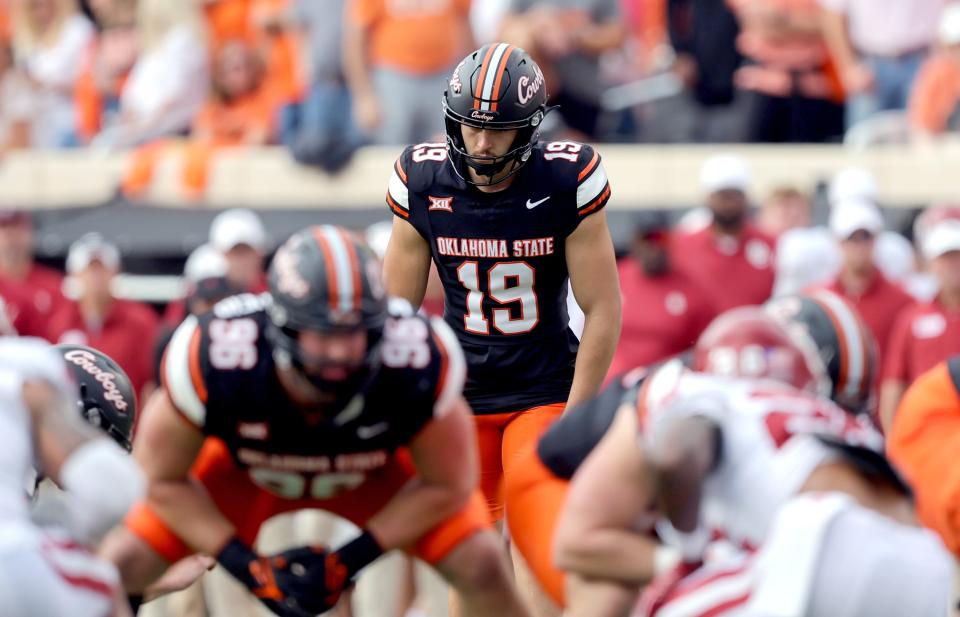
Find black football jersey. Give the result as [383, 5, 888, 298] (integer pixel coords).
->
[160, 293, 465, 500]
[387, 141, 611, 414]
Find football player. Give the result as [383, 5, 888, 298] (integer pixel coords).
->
[382, 43, 621, 531]
[506, 303, 841, 616]
[99, 226, 530, 617]
[0, 338, 145, 617]
[555, 291, 950, 617]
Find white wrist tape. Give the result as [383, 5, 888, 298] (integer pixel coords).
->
[60, 438, 145, 543]
[655, 520, 711, 563]
[653, 544, 681, 576]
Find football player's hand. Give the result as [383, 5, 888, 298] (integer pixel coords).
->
[216, 538, 321, 617]
[268, 545, 353, 614]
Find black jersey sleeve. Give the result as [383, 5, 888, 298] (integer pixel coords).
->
[386, 146, 415, 222]
[571, 143, 611, 221]
[538, 141, 611, 237]
[386, 143, 449, 237]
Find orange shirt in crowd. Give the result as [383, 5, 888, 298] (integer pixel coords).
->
[908, 53, 960, 135]
[351, 0, 471, 74]
[192, 89, 275, 147]
[203, 0, 252, 47]
[202, 0, 302, 105]
[887, 358, 960, 556]
[883, 297, 960, 386]
[48, 299, 160, 400]
[729, 0, 843, 101]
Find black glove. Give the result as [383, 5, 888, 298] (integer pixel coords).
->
[216, 537, 319, 617]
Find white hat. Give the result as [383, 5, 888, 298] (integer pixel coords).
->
[66, 233, 121, 274]
[773, 227, 841, 297]
[940, 3, 960, 45]
[829, 197, 884, 239]
[209, 209, 267, 253]
[828, 167, 878, 207]
[923, 219, 960, 260]
[184, 243, 229, 283]
[700, 154, 751, 193]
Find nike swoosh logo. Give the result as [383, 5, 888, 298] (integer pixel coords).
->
[357, 422, 389, 440]
[526, 196, 550, 209]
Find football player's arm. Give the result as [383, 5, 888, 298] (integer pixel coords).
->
[25, 379, 145, 543]
[133, 390, 236, 556]
[553, 404, 663, 584]
[383, 217, 432, 309]
[565, 209, 621, 409]
[364, 395, 477, 550]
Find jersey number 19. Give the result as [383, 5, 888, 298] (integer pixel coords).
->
[456, 261, 538, 335]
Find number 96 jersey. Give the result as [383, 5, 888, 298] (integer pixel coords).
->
[159, 293, 466, 487]
[387, 141, 611, 414]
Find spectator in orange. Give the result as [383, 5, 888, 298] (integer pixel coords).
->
[182, 39, 275, 197]
[48, 233, 159, 401]
[880, 216, 960, 432]
[909, 3, 960, 139]
[343, 0, 475, 144]
[0, 208, 65, 336]
[729, 0, 845, 143]
[72, 0, 137, 144]
[11, 0, 94, 147]
[757, 185, 812, 238]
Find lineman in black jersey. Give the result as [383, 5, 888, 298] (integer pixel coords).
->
[100, 226, 531, 617]
[383, 43, 621, 524]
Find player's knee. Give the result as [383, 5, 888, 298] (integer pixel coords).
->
[438, 530, 513, 593]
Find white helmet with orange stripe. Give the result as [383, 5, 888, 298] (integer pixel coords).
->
[266, 225, 387, 400]
[764, 290, 878, 415]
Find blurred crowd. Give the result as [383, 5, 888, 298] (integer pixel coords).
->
[1, 0, 960, 197]
[605, 155, 960, 436]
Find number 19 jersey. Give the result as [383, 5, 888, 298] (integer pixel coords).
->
[387, 141, 611, 414]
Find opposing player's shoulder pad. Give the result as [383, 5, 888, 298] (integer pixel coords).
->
[428, 317, 466, 418]
[161, 314, 207, 428]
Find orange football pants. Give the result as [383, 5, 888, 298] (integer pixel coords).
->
[126, 438, 490, 565]
[503, 440, 569, 606]
[473, 403, 565, 521]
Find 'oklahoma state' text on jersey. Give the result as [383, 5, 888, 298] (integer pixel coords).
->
[159, 293, 465, 499]
[387, 141, 611, 414]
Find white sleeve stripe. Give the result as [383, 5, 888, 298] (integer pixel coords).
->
[577, 164, 609, 209]
[430, 317, 466, 417]
[388, 169, 409, 210]
[163, 316, 206, 427]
